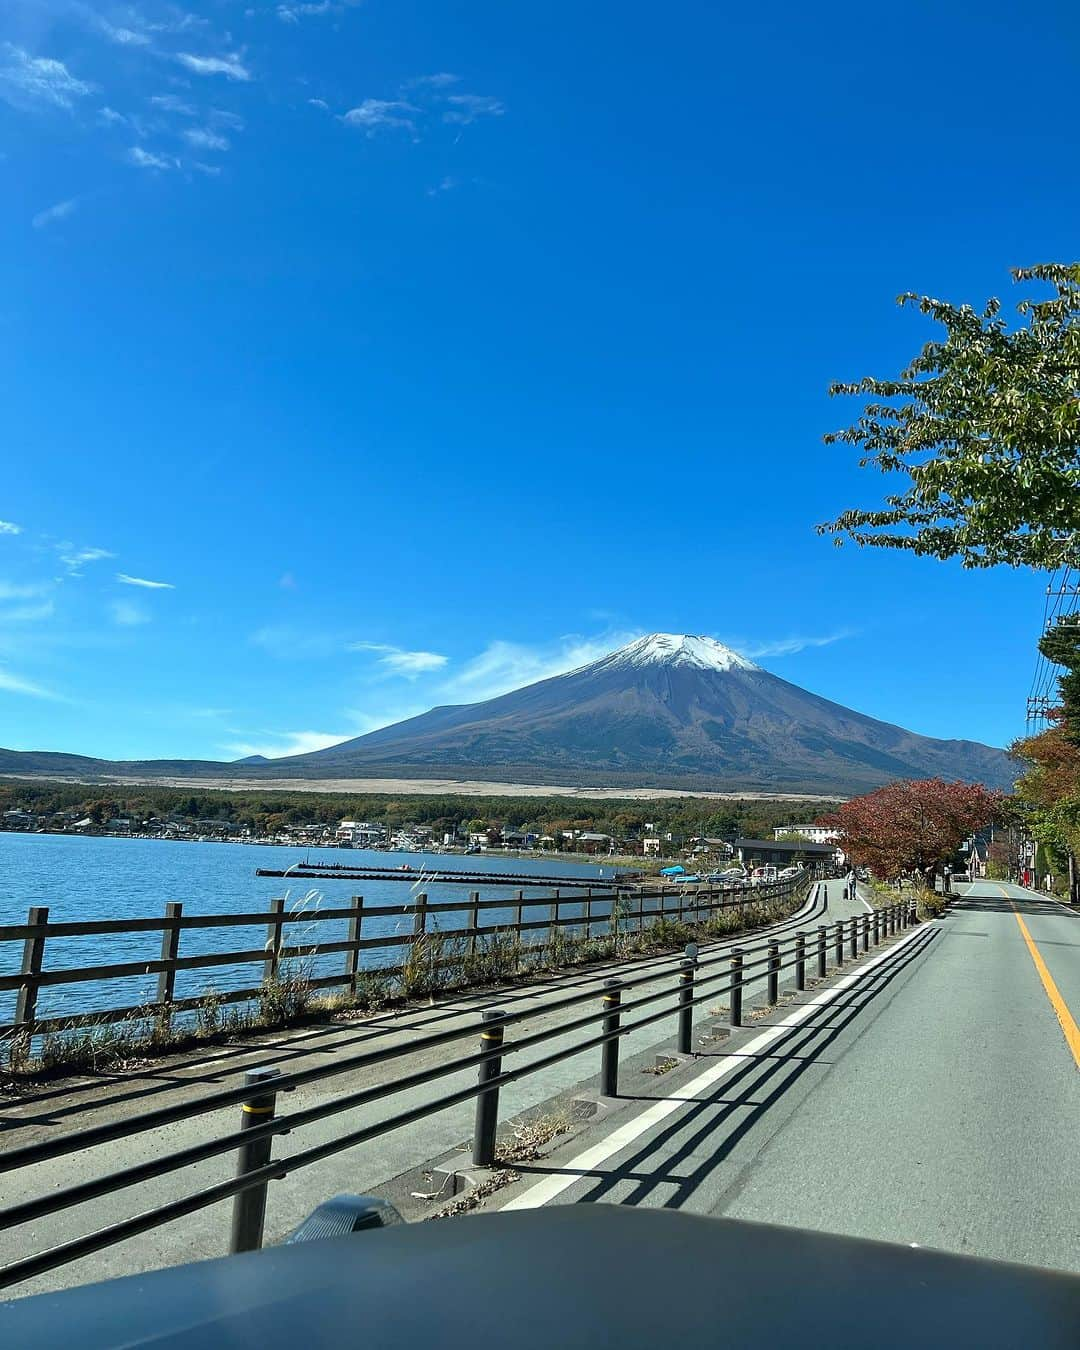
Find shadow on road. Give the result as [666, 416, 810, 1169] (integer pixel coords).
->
[949, 895, 1076, 919]
[509, 929, 939, 1211]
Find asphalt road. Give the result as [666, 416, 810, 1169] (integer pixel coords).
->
[0, 881, 849, 1298]
[497, 881, 1080, 1273]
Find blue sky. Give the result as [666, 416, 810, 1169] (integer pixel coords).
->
[1, 0, 1077, 763]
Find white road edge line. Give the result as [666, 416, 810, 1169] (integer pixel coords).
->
[500, 916, 931, 1212]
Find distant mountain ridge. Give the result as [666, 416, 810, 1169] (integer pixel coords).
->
[0, 633, 1015, 795]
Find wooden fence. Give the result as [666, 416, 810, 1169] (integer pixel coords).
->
[0, 876, 809, 1039]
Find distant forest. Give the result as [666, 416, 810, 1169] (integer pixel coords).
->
[0, 779, 838, 842]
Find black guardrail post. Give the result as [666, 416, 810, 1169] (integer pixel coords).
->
[795, 931, 806, 991]
[601, 979, 623, 1097]
[766, 941, 779, 1005]
[889, 904, 896, 937]
[473, 1009, 508, 1166]
[229, 1066, 282, 1254]
[730, 948, 744, 1026]
[834, 921, 844, 967]
[468, 891, 480, 958]
[873, 909, 880, 945]
[817, 925, 827, 978]
[677, 959, 695, 1054]
[849, 917, 858, 960]
[861, 913, 869, 953]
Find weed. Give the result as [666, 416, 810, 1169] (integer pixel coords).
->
[259, 963, 312, 1027]
[196, 988, 224, 1038]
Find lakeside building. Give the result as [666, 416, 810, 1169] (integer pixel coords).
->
[735, 838, 840, 868]
[773, 825, 838, 844]
[336, 821, 388, 847]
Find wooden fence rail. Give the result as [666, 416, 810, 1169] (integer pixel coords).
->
[0, 877, 807, 1040]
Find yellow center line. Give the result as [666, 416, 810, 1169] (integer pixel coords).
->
[999, 885, 1080, 1070]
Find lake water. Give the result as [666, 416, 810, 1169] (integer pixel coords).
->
[0, 834, 621, 1028]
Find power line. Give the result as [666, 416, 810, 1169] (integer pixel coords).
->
[1027, 567, 1079, 730]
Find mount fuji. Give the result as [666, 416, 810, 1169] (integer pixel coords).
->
[277, 633, 1013, 793]
[0, 633, 1013, 794]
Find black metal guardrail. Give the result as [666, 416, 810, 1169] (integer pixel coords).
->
[0, 877, 804, 1038]
[0, 885, 922, 1294]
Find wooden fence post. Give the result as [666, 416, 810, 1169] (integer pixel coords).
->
[549, 889, 560, 944]
[412, 893, 428, 940]
[14, 905, 48, 1034]
[513, 889, 524, 938]
[638, 889, 645, 933]
[156, 902, 183, 1007]
[345, 897, 364, 993]
[264, 897, 285, 983]
[468, 891, 480, 957]
[584, 888, 593, 939]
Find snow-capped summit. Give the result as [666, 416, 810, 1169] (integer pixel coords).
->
[599, 633, 759, 674]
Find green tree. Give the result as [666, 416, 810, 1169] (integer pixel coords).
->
[819, 263, 1080, 569]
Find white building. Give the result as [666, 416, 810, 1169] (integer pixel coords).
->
[773, 825, 838, 844]
[336, 820, 387, 846]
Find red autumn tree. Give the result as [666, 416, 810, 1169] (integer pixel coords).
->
[818, 779, 1003, 884]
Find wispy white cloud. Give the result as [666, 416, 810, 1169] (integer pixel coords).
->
[110, 599, 150, 626]
[210, 107, 245, 131]
[0, 599, 53, 623]
[58, 544, 115, 574]
[722, 632, 854, 659]
[150, 93, 196, 115]
[0, 667, 57, 699]
[348, 641, 449, 677]
[116, 572, 175, 590]
[0, 44, 93, 112]
[0, 600, 54, 623]
[176, 52, 252, 82]
[442, 630, 642, 704]
[128, 145, 177, 169]
[98, 105, 128, 125]
[307, 97, 330, 112]
[94, 17, 152, 48]
[0, 581, 50, 600]
[0, 521, 22, 535]
[443, 93, 504, 125]
[341, 99, 417, 134]
[223, 729, 351, 759]
[341, 702, 428, 735]
[32, 197, 79, 229]
[250, 625, 339, 660]
[409, 73, 461, 89]
[183, 126, 229, 151]
[277, 0, 336, 21]
[426, 175, 459, 196]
